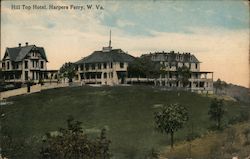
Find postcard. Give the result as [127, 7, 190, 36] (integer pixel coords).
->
[0, 0, 249, 159]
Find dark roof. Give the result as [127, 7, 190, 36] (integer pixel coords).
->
[141, 51, 200, 63]
[3, 45, 48, 62]
[75, 49, 135, 64]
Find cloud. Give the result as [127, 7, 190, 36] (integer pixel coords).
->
[116, 19, 135, 28]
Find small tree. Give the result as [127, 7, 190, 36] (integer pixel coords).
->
[96, 128, 112, 159]
[40, 117, 111, 159]
[208, 98, 226, 130]
[154, 103, 189, 148]
[213, 79, 228, 94]
[59, 62, 76, 83]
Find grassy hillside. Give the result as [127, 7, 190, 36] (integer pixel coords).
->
[162, 122, 250, 159]
[1, 86, 249, 158]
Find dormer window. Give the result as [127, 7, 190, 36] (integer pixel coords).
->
[176, 55, 179, 61]
[180, 55, 183, 61]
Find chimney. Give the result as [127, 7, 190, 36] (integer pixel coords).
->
[18, 43, 21, 47]
[25, 42, 28, 46]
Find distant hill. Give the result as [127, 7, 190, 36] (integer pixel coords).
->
[216, 83, 250, 104]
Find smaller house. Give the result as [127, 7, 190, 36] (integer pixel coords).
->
[1, 42, 58, 83]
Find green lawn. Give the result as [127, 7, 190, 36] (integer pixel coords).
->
[1, 86, 248, 158]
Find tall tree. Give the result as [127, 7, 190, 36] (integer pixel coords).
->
[127, 56, 164, 86]
[154, 103, 189, 148]
[59, 62, 76, 82]
[177, 65, 191, 88]
[127, 57, 145, 78]
[208, 98, 226, 130]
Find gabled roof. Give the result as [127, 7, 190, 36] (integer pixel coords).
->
[141, 51, 200, 63]
[3, 45, 48, 62]
[75, 49, 135, 64]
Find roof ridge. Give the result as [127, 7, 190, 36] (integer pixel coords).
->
[10, 45, 35, 49]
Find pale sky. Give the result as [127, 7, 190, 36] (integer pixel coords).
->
[1, 0, 249, 88]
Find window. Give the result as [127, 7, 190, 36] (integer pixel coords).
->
[98, 63, 101, 69]
[25, 71, 28, 80]
[80, 65, 84, 70]
[111, 72, 113, 78]
[40, 61, 44, 69]
[120, 62, 124, 68]
[97, 73, 101, 79]
[195, 63, 198, 69]
[103, 63, 107, 69]
[165, 55, 168, 60]
[25, 61, 28, 69]
[33, 61, 35, 68]
[91, 64, 95, 70]
[32, 72, 35, 80]
[110, 62, 113, 68]
[91, 74, 95, 79]
[2, 63, 5, 69]
[104, 73, 107, 79]
[7, 62, 10, 70]
[180, 55, 183, 61]
[85, 64, 89, 71]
